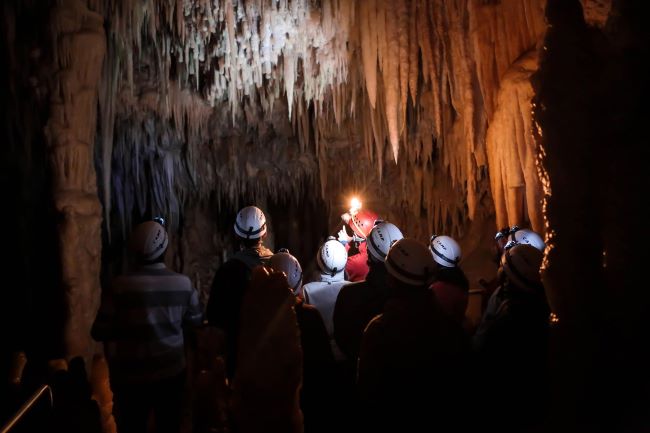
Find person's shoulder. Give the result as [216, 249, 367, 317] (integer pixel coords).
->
[339, 280, 368, 296]
[140, 268, 194, 291]
[302, 281, 319, 290]
[218, 256, 251, 273]
[341, 280, 366, 290]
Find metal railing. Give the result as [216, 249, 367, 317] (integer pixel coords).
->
[0, 384, 54, 433]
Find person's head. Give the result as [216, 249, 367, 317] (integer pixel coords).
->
[268, 249, 303, 296]
[129, 221, 169, 264]
[500, 243, 544, 293]
[234, 206, 267, 247]
[384, 238, 436, 293]
[429, 235, 461, 270]
[317, 237, 348, 277]
[493, 225, 517, 264]
[505, 227, 546, 252]
[349, 209, 379, 239]
[367, 221, 404, 262]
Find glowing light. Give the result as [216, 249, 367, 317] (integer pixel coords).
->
[350, 197, 362, 214]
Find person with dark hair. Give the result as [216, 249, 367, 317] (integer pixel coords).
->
[206, 206, 273, 378]
[92, 220, 202, 433]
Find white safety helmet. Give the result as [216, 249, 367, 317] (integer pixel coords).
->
[501, 243, 544, 292]
[268, 249, 303, 294]
[129, 221, 169, 261]
[234, 206, 267, 239]
[367, 222, 404, 262]
[506, 228, 545, 252]
[385, 238, 436, 287]
[317, 237, 348, 276]
[429, 235, 462, 268]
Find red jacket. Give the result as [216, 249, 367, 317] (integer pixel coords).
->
[345, 242, 369, 282]
[430, 281, 468, 325]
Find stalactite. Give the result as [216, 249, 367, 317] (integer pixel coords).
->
[360, 0, 378, 109]
[382, 0, 400, 162]
[95, 0, 548, 244]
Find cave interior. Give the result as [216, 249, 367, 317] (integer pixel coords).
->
[1, 0, 649, 431]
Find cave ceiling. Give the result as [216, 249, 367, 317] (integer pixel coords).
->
[83, 0, 553, 240]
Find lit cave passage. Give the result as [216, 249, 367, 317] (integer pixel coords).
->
[1, 0, 648, 432]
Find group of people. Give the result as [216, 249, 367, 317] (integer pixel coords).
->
[92, 205, 551, 433]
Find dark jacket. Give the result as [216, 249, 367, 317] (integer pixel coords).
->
[357, 289, 470, 431]
[473, 282, 551, 430]
[206, 245, 272, 378]
[333, 263, 389, 362]
[295, 298, 336, 433]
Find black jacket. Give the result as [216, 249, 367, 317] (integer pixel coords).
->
[333, 263, 389, 362]
[206, 246, 272, 378]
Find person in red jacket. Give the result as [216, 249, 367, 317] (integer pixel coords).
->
[428, 235, 469, 328]
[337, 208, 379, 282]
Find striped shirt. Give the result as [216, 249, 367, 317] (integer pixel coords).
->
[92, 263, 202, 384]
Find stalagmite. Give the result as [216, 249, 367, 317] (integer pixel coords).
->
[46, 0, 105, 361]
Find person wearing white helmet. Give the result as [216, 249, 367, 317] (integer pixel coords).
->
[267, 249, 335, 432]
[333, 222, 402, 363]
[206, 205, 273, 378]
[358, 238, 469, 431]
[268, 249, 304, 295]
[429, 235, 470, 327]
[505, 227, 546, 252]
[479, 225, 545, 306]
[473, 243, 550, 431]
[302, 237, 351, 361]
[92, 220, 202, 433]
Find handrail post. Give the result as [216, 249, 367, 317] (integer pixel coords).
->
[0, 384, 53, 433]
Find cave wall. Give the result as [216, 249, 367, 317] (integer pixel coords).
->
[4, 0, 649, 428]
[2, 0, 553, 363]
[89, 0, 553, 305]
[2, 0, 567, 365]
[534, 0, 649, 428]
[0, 0, 65, 365]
